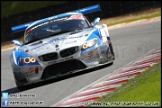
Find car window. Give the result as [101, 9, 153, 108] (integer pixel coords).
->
[23, 15, 90, 45]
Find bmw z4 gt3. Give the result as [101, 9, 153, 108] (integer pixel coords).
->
[10, 4, 115, 89]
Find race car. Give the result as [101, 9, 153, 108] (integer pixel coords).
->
[10, 4, 115, 90]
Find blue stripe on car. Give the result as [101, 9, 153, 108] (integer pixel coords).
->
[81, 45, 96, 54]
[86, 29, 101, 45]
[13, 50, 40, 66]
[81, 29, 101, 54]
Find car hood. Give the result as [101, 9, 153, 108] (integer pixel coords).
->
[19, 27, 97, 57]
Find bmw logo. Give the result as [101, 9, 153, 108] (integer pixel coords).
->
[55, 45, 59, 48]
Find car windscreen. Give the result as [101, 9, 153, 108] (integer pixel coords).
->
[23, 15, 90, 44]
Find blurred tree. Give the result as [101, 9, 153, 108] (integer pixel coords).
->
[1, 1, 68, 18]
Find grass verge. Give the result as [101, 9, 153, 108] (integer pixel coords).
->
[99, 7, 161, 26]
[87, 62, 161, 107]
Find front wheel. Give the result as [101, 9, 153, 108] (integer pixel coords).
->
[13, 72, 28, 90]
[107, 37, 115, 60]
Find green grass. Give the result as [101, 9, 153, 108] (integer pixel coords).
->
[88, 62, 161, 107]
[107, 12, 161, 26]
[1, 1, 67, 18]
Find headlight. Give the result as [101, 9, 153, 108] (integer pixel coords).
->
[20, 57, 37, 64]
[82, 38, 97, 49]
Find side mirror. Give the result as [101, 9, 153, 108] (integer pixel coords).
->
[12, 40, 22, 46]
[92, 17, 100, 27]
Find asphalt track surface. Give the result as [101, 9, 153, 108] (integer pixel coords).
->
[1, 19, 161, 107]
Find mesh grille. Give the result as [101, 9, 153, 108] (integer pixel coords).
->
[41, 59, 86, 79]
[60, 46, 79, 58]
[39, 52, 58, 61]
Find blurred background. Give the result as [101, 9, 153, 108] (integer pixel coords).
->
[1, 1, 161, 44]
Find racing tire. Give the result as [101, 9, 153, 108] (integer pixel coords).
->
[108, 48, 114, 65]
[17, 86, 26, 91]
[107, 37, 115, 60]
[109, 42, 115, 60]
[13, 72, 28, 90]
[105, 45, 114, 65]
[15, 80, 28, 90]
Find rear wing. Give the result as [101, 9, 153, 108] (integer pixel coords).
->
[11, 4, 101, 33]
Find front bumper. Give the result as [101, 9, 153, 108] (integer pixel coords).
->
[13, 45, 111, 85]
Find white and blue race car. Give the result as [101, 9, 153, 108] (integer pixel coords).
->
[10, 4, 115, 90]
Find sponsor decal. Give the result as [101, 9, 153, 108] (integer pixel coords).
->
[31, 43, 48, 50]
[34, 46, 50, 53]
[100, 45, 107, 55]
[50, 17, 68, 22]
[88, 51, 93, 56]
[35, 67, 39, 74]
[46, 29, 61, 33]
[100, 44, 107, 49]
[24, 67, 40, 75]
[80, 49, 99, 62]
[26, 17, 68, 35]
[52, 41, 59, 45]
[30, 21, 49, 31]
[48, 36, 67, 43]
[84, 54, 98, 62]
[68, 14, 85, 20]
[36, 48, 44, 54]
[101, 50, 105, 54]
[48, 56, 73, 65]
[68, 35, 83, 39]
[65, 40, 77, 44]
[29, 67, 35, 72]
[87, 51, 98, 61]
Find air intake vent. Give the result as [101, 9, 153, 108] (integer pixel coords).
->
[60, 46, 79, 58]
[39, 52, 58, 61]
[41, 59, 87, 79]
